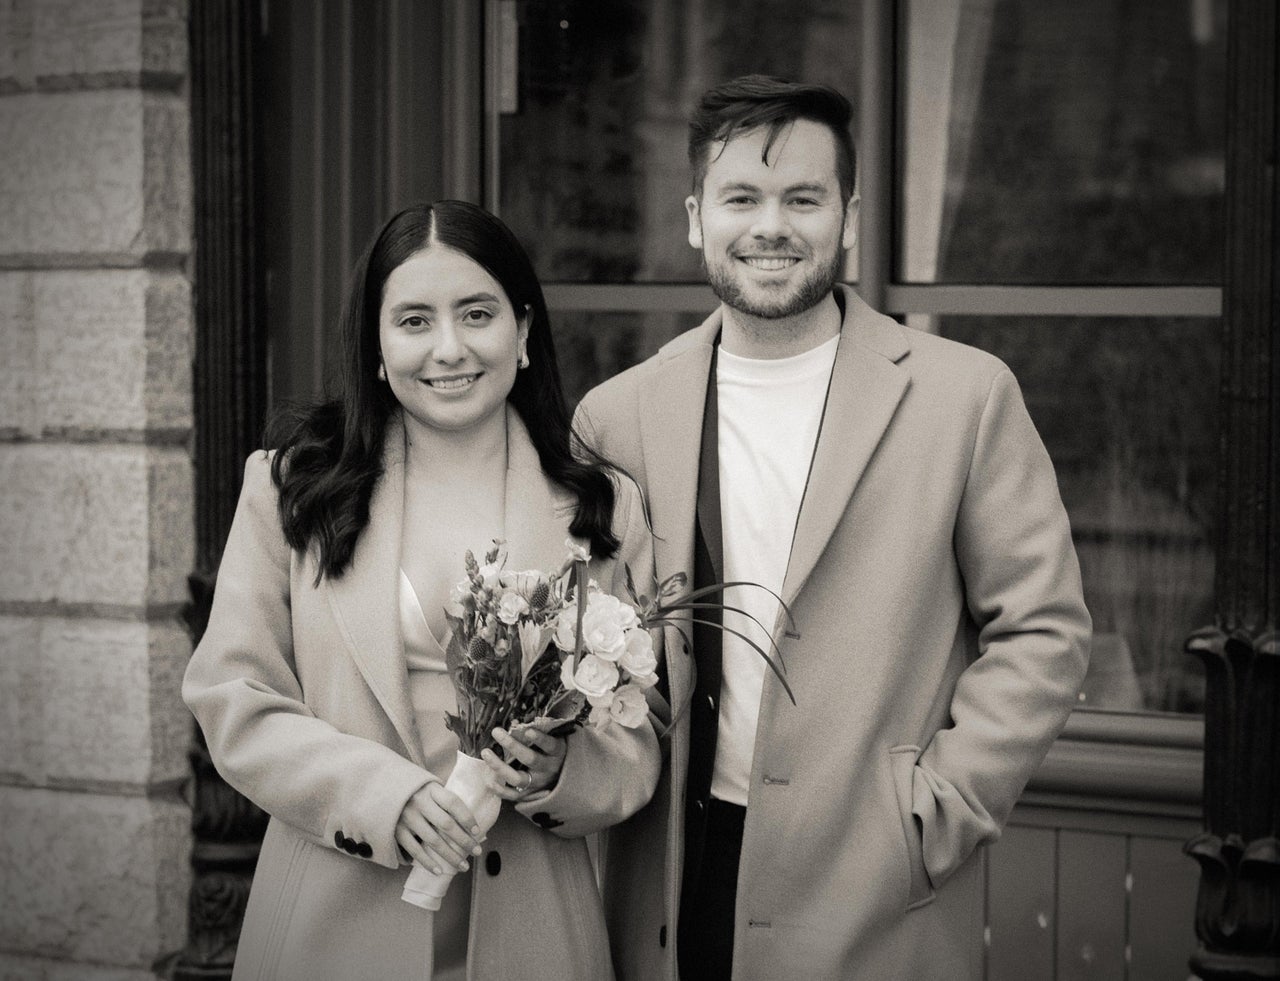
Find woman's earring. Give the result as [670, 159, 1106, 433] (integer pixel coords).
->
[377, 363, 387, 381]
[518, 351, 529, 369]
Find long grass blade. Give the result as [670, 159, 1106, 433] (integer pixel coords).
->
[654, 615, 796, 705]
[665, 581, 797, 632]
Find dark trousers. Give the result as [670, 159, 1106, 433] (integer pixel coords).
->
[678, 797, 746, 981]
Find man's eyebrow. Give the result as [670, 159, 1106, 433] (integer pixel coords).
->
[712, 181, 832, 197]
[714, 182, 762, 195]
[784, 182, 831, 196]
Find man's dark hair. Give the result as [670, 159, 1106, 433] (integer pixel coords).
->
[688, 74, 857, 203]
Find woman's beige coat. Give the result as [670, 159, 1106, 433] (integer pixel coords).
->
[183, 409, 660, 980]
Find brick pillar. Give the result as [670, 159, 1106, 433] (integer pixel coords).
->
[0, 2, 195, 978]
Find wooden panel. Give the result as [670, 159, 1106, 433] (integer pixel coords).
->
[1057, 831, 1127, 981]
[1128, 836, 1199, 981]
[987, 825, 1056, 981]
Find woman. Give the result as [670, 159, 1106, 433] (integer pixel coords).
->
[183, 201, 662, 980]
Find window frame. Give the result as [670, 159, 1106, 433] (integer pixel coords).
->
[469, 0, 1211, 808]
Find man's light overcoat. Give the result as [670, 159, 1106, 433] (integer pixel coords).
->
[579, 287, 1091, 980]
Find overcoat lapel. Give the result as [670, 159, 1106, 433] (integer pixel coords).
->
[322, 409, 576, 769]
[640, 319, 719, 722]
[779, 289, 911, 610]
[322, 414, 425, 767]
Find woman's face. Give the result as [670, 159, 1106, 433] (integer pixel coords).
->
[378, 244, 529, 436]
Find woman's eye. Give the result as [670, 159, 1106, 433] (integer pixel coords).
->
[463, 308, 495, 324]
[401, 315, 428, 330]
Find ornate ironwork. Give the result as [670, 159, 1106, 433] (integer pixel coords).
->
[1184, 1, 1278, 977]
[172, 0, 269, 977]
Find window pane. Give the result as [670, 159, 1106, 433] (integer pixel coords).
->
[937, 317, 1218, 714]
[899, 0, 1226, 285]
[496, 0, 863, 283]
[552, 309, 705, 405]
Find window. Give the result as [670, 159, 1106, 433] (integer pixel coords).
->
[484, 0, 1226, 715]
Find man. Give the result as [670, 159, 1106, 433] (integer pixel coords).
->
[580, 75, 1091, 980]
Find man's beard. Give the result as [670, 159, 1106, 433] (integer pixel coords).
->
[703, 248, 844, 319]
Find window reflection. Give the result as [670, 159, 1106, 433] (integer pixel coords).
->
[900, 0, 1227, 285]
[551, 309, 705, 405]
[497, 0, 863, 283]
[938, 316, 1217, 713]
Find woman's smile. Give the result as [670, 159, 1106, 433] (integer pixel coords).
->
[423, 372, 482, 392]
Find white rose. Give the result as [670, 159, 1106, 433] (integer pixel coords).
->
[496, 590, 529, 625]
[559, 653, 619, 700]
[578, 594, 639, 660]
[608, 684, 649, 728]
[594, 592, 640, 630]
[444, 579, 471, 618]
[477, 562, 502, 590]
[552, 607, 580, 653]
[618, 628, 658, 687]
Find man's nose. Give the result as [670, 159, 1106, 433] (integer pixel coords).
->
[750, 200, 791, 241]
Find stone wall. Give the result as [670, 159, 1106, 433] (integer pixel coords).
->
[0, 1, 193, 978]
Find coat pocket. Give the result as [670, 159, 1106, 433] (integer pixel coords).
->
[889, 745, 937, 912]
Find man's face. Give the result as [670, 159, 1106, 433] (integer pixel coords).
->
[687, 119, 857, 319]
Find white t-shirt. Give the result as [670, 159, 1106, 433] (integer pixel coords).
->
[710, 334, 839, 806]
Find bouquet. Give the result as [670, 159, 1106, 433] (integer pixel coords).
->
[401, 539, 792, 909]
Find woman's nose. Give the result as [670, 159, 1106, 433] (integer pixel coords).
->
[431, 320, 464, 363]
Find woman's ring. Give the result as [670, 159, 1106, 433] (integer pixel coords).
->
[518, 770, 533, 793]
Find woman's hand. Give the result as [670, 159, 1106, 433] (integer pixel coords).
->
[394, 781, 485, 875]
[481, 725, 567, 802]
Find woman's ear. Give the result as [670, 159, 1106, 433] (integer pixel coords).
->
[517, 305, 532, 366]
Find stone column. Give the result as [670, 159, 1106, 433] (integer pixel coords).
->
[0, 1, 195, 978]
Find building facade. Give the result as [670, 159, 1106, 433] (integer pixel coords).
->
[0, 1, 1275, 978]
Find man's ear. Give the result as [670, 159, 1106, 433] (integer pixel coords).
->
[841, 193, 861, 251]
[686, 195, 703, 249]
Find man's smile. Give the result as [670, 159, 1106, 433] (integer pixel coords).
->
[737, 255, 801, 271]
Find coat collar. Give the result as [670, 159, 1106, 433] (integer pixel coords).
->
[323, 406, 576, 765]
[779, 286, 910, 608]
[639, 331, 717, 725]
[648, 285, 911, 617]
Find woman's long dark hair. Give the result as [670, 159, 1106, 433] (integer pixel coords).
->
[268, 200, 620, 580]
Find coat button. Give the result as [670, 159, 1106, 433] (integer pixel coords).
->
[659, 925, 667, 948]
[706, 694, 715, 712]
[485, 851, 501, 876]
[695, 799, 704, 812]
[356, 842, 372, 859]
[343, 837, 358, 854]
[334, 831, 345, 849]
